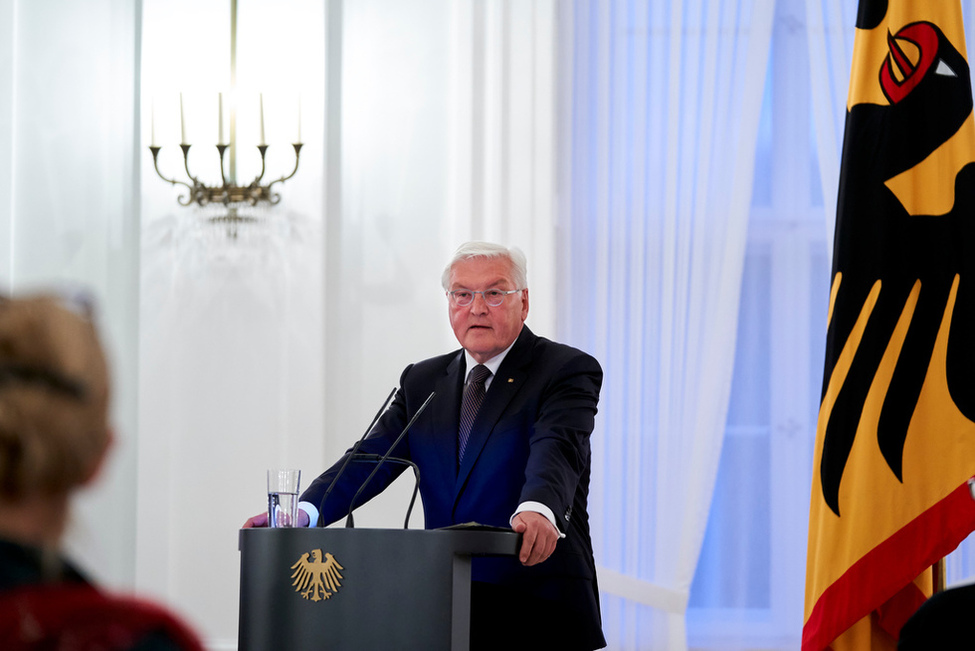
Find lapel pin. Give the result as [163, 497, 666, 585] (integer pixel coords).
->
[508, 378, 514, 383]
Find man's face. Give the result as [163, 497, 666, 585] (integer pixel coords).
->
[447, 256, 529, 364]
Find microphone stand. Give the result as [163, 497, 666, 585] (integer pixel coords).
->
[344, 391, 436, 528]
[316, 387, 397, 527]
[349, 454, 421, 528]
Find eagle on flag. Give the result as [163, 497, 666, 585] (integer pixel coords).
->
[804, 0, 975, 649]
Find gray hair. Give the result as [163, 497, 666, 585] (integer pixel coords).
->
[441, 241, 528, 290]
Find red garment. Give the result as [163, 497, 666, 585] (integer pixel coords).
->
[0, 582, 204, 650]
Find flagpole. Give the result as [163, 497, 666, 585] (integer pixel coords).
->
[933, 558, 946, 593]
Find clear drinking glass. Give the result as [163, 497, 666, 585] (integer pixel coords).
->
[267, 469, 301, 528]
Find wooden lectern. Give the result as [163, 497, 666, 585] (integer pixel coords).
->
[238, 527, 520, 651]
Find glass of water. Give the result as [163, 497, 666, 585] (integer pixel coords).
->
[267, 469, 301, 528]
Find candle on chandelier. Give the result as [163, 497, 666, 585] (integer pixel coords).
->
[180, 93, 187, 145]
[259, 93, 266, 146]
[150, 98, 156, 147]
[297, 95, 302, 144]
[218, 92, 225, 145]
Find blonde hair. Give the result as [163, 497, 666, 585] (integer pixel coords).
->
[0, 295, 110, 500]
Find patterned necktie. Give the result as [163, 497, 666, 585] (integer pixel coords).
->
[458, 364, 492, 463]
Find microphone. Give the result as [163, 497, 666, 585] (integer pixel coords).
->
[347, 454, 421, 529]
[344, 391, 436, 528]
[316, 387, 398, 527]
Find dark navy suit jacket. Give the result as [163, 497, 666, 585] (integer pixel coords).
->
[301, 326, 604, 648]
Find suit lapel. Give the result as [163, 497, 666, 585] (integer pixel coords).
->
[431, 350, 465, 484]
[453, 327, 536, 502]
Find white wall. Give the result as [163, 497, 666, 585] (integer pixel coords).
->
[0, 0, 142, 588]
[137, 1, 326, 646]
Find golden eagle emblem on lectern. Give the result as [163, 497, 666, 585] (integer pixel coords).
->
[290, 549, 344, 601]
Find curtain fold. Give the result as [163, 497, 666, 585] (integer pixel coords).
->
[448, 0, 559, 335]
[805, 0, 857, 257]
[558, 1, 774, 648]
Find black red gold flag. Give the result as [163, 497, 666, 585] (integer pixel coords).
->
[804, 0, 975, 648]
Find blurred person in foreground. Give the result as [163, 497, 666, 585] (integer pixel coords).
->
[0, 294, 203, 650]
[245, 241, 605, 650]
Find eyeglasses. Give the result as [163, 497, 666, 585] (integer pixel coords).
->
[447, 288, 524, 307]
[52, 286, 96, 321]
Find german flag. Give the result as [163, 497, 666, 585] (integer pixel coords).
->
[804, 1, 975, 649]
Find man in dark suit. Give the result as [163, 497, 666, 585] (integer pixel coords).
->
[245, 242, 605, 649]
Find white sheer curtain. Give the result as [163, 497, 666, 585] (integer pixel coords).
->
[805, 0, 856, 257]
[0, 0, 142, 587]
[557, 1, 774, 649]
[560, 2, 975, 649]
[447, 0, 559, 334]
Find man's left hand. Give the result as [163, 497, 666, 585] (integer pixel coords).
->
[511, 511, 559, 566]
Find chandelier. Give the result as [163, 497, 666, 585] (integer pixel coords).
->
[148, 95, 302, 216]
[147, 0, 302, 230]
